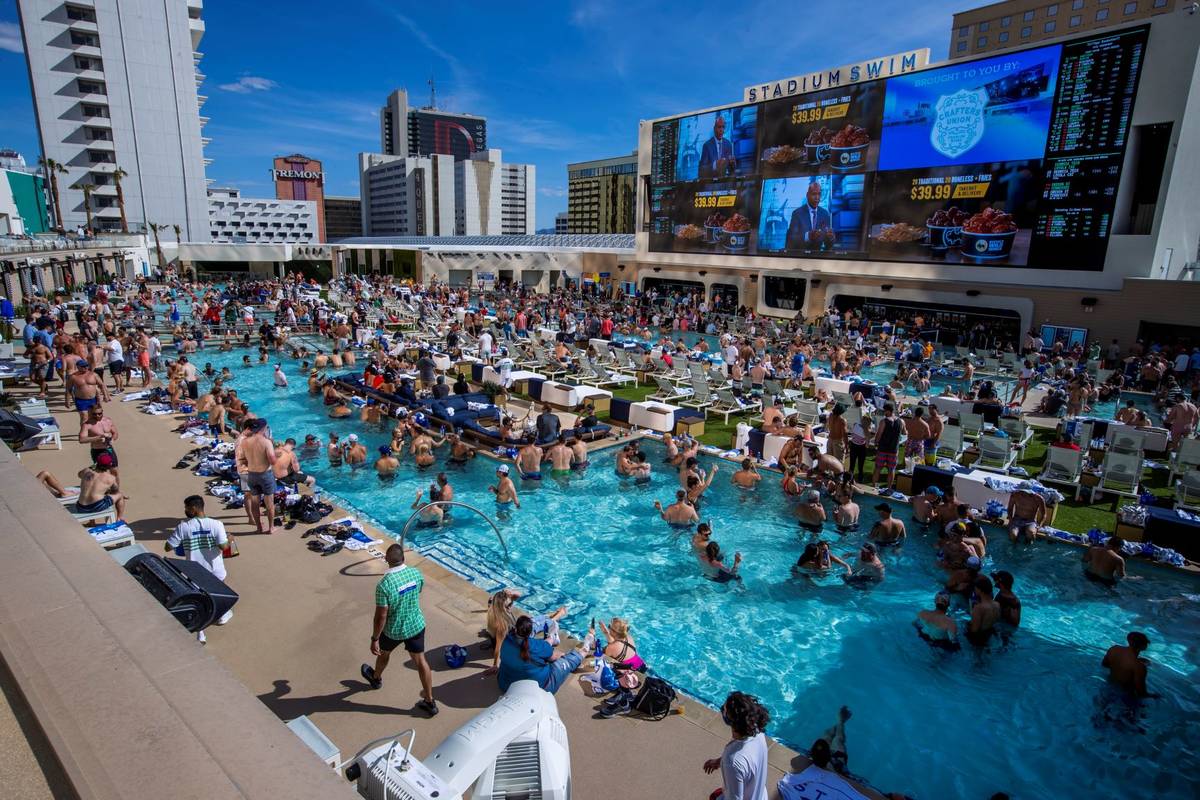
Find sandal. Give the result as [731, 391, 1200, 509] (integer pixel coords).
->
[415, 699, 439, 717]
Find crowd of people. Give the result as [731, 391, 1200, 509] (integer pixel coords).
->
[7, 269, 1181, 800]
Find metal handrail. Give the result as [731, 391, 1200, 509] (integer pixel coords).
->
[399, 500, 509, 561]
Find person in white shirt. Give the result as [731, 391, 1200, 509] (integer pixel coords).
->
[703, 691, 769, 800]
[105, 336, 126, 393]
[273, 364, 289, 388]
[1173, 350, 1190, 378]
[147, 333, 162, 371]
[478, 329, 494, 362]
[165, 495, 232, 642]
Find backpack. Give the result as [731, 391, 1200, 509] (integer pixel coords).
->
[631, 676, 676, 721]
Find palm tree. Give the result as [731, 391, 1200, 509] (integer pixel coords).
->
[77, 182, 96, 235]
[38, 156, 68, 232]
[149, 222, 165, 270]
[172, 223, 182, 247]
[112, 166, 129, 233]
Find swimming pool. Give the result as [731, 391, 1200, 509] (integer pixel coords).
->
[191, 351, 1200, 799]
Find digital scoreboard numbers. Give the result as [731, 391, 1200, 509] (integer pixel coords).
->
[1047, 27, 1146, 157]
[1029, 26, 1147, 269]
[650, 121, 678, 186]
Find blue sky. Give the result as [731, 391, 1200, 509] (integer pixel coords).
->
[0, 0, 964, 230]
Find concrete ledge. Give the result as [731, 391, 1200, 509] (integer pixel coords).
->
[0, 443, 356, 800]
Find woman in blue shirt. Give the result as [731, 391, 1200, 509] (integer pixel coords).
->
[497, 615, 594, 694]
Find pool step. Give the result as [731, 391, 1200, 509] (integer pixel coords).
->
[417, 536, 577, 620]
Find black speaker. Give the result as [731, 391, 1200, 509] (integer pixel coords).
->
[125, 553, 239, 632]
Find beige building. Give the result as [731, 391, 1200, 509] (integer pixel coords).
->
[950, 0, 1176, 58]
[567, 151, 637, 234]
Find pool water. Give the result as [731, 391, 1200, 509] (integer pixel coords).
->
[191, 351, 1200, 799]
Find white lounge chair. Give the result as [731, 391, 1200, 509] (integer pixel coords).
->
[959, 412, 984, 441]
[70, 501, 118, 526]
[1039, 445, 1084, 500]
[935, 425, 966, 463]
[712, 389, 760, 425]
[1091, 450, 1144, 504]
[976, 433, 1016, 473]
[681, 380, 714, 414]
[650, 375, 692, 402]
[1109, 428, 1147, 455]
[1169, 437, 1200, 482]
[1176, 472, 1200, 513]
[795, 400, 820, 428]
[583, 362, 636, 388]
[998, 417, 1034, 456]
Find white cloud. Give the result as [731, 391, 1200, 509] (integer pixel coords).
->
[0, 22, 23, 54]
[538, 186, 567, 197]
[218, 75, 278, 94]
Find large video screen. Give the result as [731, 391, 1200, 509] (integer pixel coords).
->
[647, 26, 1148, 271]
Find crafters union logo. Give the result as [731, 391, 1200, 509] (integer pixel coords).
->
[930, 88, 987, 160]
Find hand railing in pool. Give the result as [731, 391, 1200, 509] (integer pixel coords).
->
[399, 500, 509, 561]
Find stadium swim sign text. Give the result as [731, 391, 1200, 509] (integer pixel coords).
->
[744, 49, 931, 103]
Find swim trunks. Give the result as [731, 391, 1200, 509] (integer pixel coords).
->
[245, 469, 276, 497]
[875, 451, 897, 470]
[496, 501, 514, 511]
[521, 471, 542, 480]
[551, 468, 571, 477]
[74, 396, 99, 412]
[75, 495, 114, 513]
[1084, 569, 1118, 587]
[798, 521, 824, 534]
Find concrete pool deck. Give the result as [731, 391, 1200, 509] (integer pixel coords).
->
[4, 380, 894, 799]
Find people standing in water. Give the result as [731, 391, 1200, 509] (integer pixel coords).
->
[1102, 631, 1155, 698]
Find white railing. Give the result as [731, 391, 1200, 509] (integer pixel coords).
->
[0, 237, 122, 255]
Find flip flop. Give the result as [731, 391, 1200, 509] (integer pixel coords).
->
[307, 540, 325, 552]
[415, 699, 439, 717]
[321, 542, 344, 556]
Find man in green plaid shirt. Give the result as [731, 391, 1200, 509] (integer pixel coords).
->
[361, 544, 437, 716]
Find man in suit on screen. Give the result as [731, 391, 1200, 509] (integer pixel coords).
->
[698, 114, 735, 179]
[786, 181, 832, 250]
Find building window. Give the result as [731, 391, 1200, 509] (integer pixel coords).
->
[1047, 3, 1058, 14]
[1045, 19, 1057, 31]
[66, 4, 96, 21]
[1072, 0, 1084, 7]
[87, 150, 114, 164]
[979, 20, 990, 31]
[999, 30, 1010, 41]
[1070, 14, 1082, 24]
[1000, 15, 1011, 26]
[976, 35, 987, 46]
[74, 55, 101, 70]
[1096, 7, 1110, 18]
[1123, 1, 1137, 11]
[69, 30, 98, 47]
[81, 103, 108, 117]
[957, 25, 969, 36]
[1024, 9, 1036, 20]
[86, 127, 111, 141]
[1021, 25, 1033, 36]
[1152, 0, 1168, 6]
[77, 79, 105, 95]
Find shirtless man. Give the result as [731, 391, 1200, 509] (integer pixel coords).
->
[236, 418, 277, 534]
[911, 485, 942, 525]
[361, 399, 382, 426]
[686, 465, 718, 509]
[796, 489, 826, 532]
[546, 435, 575, 478]
[1083, 536, 1127, 585]
[343, 434, 367, 467]
[1115, 400, 1138, 426]
[375, 446, 400, 479]
[915, 592, 958, 647]
[489, 464, 520, 512]
[806, 444, 844, 478]
[273, 438, 316, 488]
[825, 404, 849, 464]
[327, 432, 343, 467]
[869, 502, 906, 546]
[27, 337, 53, 397]
[516, 441, 545, 480]
[731, 458, 762, 489]
[925, 404, 944, 452]
[966, 575, 1000, 646]
[654, 490, 699, 526]
[1007, 485, 1048, 543]
[410, 428, 446, 468]
[79, 405, 119, 483]
[762, 401, 803, 438]
[778, 434, 809, 470]
[568, 436, 589, 471]
[446, 433, 476, 466]
[66, 361, 111, 428]
[314, 349, 328, 369]
[903, 407, 931, 468]
[329, 399, 353, 419]
[1101, 632, 1153, 697]
[75, 453, 125, 519]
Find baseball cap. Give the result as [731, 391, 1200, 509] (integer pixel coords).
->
[497, 464, 510, 474]
[95, 452, 114, 468]
[347, 433, 358, 442]
[924, 486, 943, 496]
[378, 445, 392, 456]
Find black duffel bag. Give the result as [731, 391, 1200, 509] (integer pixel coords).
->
[631, 676, 676, 721]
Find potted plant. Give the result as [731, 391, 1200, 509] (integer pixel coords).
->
[481, 380, 507, 406]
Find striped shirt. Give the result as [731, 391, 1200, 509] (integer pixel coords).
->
[166, 517, 229, 580]
[375, 565, 425, 641]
